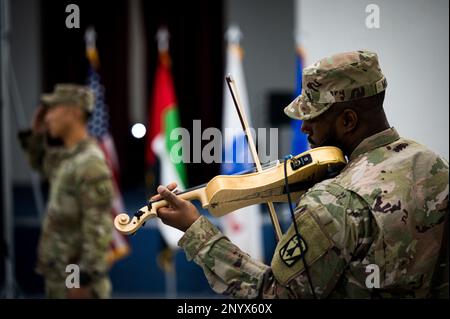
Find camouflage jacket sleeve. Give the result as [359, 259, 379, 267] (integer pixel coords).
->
[18, 129, 66, 179]
[75, 158, 114, 284]
[18, 130, 47, 175]
[178, 182, 375, 299]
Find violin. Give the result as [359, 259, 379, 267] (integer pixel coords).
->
[114, 146, 347, 235]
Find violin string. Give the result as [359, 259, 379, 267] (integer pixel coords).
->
[231, 159, 280, 176]
[284, 155, 317, 299]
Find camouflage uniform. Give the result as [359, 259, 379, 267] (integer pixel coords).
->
[19, 84, 114, 298]
[178, 51, 449, 298]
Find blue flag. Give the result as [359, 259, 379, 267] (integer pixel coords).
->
[291, 48, 309, 155]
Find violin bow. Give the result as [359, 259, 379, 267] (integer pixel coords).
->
[225, 74, 283, 242]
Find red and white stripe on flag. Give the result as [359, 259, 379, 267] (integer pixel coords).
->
[96, 134, 130, 265]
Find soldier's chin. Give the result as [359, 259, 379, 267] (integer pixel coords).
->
[307, 138, 319, 149]
[309, 140, 330, 149]
[46, 132, 64, 146]
[47, 128, 62, 140]
[47, 129, 57, 138]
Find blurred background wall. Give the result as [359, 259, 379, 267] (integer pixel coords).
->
[2, 0, 448, 298]
[298, 0, 449, 160]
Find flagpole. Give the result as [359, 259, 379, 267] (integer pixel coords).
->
[0, 0, 17, 298]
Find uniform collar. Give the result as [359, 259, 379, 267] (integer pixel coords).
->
[349, 127, 400, 161]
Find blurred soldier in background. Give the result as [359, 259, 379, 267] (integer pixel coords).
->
[18, 84, 114, 299]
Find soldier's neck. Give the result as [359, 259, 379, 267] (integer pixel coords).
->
[64, 125, 89, 149]
[346, 122, 390, 157]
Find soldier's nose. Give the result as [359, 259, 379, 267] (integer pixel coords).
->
[301, 121, 312, 135]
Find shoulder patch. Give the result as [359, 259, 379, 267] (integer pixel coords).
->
[279, 234, 307, 267]
[80, 177, 114, 206]
[271, 210, 334, 285]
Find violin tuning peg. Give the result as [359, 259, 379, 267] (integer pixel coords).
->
[134, 209, 144, 221]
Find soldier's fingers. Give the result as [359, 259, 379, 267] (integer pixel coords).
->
[34, 105, 44, 116]
[157, 185, 183, 208]
[32, 106, 47, 131]
[166, 182, 178, 191]
[151, 183, 178, 202]
[156, 208, 179, 228]
[156, 206, 171, 218]
[150, 194, 161, 202]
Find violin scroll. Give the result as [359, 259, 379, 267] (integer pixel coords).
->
[114, 205, 158, 235]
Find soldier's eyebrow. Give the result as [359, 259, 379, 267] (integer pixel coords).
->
[310, 109, 333, 124]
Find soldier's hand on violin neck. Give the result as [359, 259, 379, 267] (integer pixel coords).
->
[155, 183, 201, 232]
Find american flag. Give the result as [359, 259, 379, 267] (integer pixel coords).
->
[86, 28, 130, 265]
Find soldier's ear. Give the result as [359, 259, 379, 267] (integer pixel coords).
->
[70, 107, 85, 122]
[341, 108, 358, 133]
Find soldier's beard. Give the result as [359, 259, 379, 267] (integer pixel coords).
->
[308, 123, 344, 151]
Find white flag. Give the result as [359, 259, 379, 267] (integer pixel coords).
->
[221, 25, 263, 261]
[152, 135, 185, 249]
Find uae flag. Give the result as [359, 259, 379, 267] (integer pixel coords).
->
[146, 45, 187, 249]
